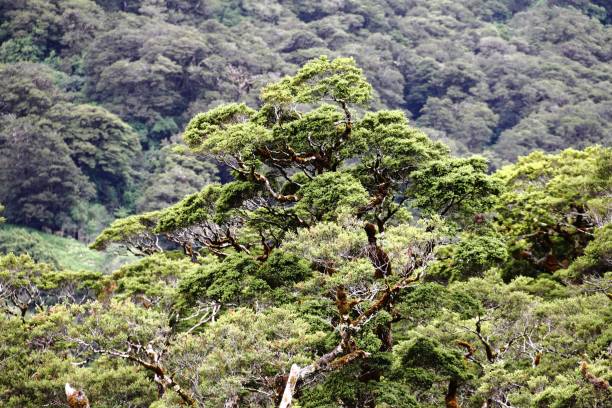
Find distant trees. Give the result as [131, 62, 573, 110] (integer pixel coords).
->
[47, 103, 141, 207]
[135, 143, 219, 212]
[0, 0, 104, 63]
[1, 0, 611, 235]
[0, 57, 220, 234]
[0, 117, 93, 230]
[0, 63, 140, 231]
[81, 15, 281, 140]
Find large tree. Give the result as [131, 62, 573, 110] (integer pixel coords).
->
[91, 56, 502, 406]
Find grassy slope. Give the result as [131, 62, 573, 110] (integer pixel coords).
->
[0, 224, 132, 271]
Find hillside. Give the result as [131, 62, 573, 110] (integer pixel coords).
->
[0, 224, 133, 271]
[1, 0, 611, 234]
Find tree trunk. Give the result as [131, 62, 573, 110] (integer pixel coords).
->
[279, 364, 301, 408]
[445, 378, 460, 408]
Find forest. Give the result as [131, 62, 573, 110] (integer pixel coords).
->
[0, 1, 610, 407]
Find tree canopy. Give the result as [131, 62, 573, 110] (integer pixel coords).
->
[1, 56, 605, 408]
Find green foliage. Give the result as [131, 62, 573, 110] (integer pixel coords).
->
[1, 0, 610, 237]
[46, 103, 141, 206]
[107, 253, 199, 311]
[0, 8, 610, 406]
[151, 116, 179, 139]
[394, 336, 471, 381]
[1, 0, 609, 155]
[0, 116, 94, 230]
[411, 156, 503, 218]
[90, 211, 160, 253]
[294, 172, 369, 222]
[406, 272, 611, 407]
[97, 54, 502, 269]
[179, 253, 266, 305]
[135, 143, 219, 212]
[155, 185, 222, 232]
[558, 223, 612, 279]
[66, 202, 115, 243]
[283, 219, 367, 272]
[0, 327, 157, 408]
[70, 358, 157, 408]
[0, 253, 102, 319]
[167, 307, 325, 406]
[183, 103, 257, 151]
[419, 97, 499, 150]
[0, 62, 145, 230]
[0, 62, 64, 116]
[70, 298, 170, 348]
[256, 250, 312, 288]
[430, 232, 509, 281]
[262, 55, 372, 104]
[0, 36, 44, 63]
[352, 110, 449, 176]
[397, 283, 483, 326]
[298, 366, 420, 408]
[494, 146, 611, 280]
[213, 181, 260, 217]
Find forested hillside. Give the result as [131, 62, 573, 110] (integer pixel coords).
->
[1, 0, 611, 236]
[0, 1, 610, 408]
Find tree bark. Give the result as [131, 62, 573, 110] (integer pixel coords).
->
[279, 364, 300, 408]
[445, 378, 460, 408]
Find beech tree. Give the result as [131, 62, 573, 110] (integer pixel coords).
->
[89, 56, 502, 406]
[1, 1, 611, 406]
[493, 146, 611, 281]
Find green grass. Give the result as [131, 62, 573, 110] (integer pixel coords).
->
[0, 224, 133, 271]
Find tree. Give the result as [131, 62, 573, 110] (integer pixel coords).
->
[0, 62, 144, 224]
[0, 116, 94, 230]
[0, 0, 104, 62]
[1, 1, 610, 404]
[3, 0, 611, 171]
[0, 298, 157, 408]
[92, 56, 501, 406]
[46, 103, 141, 207]
[396, 272, 611, 407]
[0, 253, 101, 321]
[493, 146, 611, 281]
[0, 63, 59, 117]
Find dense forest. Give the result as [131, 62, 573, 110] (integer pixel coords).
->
[1, 0, 611, 238]
[0, 1, 610, 407]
